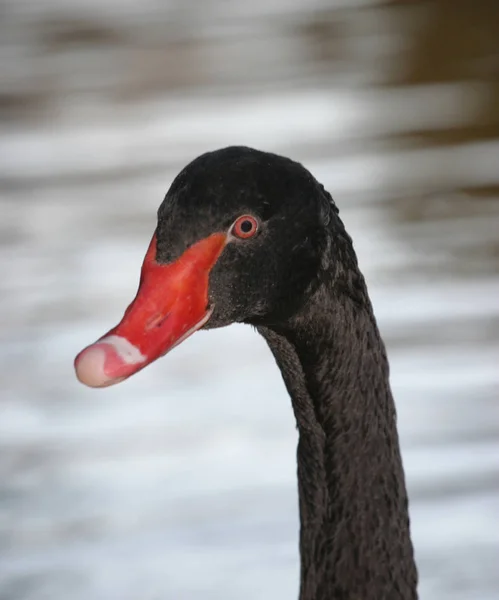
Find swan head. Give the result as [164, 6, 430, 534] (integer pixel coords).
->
[75, 146, 338, 388]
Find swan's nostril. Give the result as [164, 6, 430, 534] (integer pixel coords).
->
[145, 312, 169, 330]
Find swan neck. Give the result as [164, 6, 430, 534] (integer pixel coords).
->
[258, 297, 418, 599]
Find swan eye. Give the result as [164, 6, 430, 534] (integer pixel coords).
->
[231, 215, 259, 239]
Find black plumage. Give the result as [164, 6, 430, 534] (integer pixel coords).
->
[155, 146, 418, 600]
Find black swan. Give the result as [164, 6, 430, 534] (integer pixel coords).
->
[74, 146, 418, 599]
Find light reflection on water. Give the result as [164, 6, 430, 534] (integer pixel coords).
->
[0, 2, 498, 599]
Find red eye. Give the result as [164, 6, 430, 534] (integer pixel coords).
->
[231, 215, 259, 239]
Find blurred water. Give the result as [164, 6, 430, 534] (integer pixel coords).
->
[1, 2, 498, 599]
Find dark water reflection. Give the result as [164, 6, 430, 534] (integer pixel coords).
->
[0, 2, 498, 599]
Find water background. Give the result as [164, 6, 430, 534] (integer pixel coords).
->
[1, 1, 498, 598]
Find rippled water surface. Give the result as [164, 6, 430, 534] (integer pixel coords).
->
[1, 2, 498, 599]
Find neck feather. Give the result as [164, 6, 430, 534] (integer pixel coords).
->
[258, 284, 418, 600]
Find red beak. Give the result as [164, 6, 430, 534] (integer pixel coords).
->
[74, 231, 227, 388]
